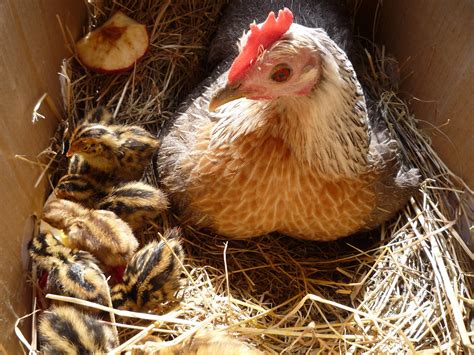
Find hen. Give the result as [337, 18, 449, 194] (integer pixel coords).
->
[157, 1, 419, 240]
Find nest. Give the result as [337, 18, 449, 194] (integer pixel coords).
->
[17, 0, 473, 353]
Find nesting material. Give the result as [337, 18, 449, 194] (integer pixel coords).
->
[17, 0, 473, 353]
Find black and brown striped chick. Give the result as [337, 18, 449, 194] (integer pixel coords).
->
[111, 228, 184, 311]
[54, 173, 107, 208]
[66, 118, 160, 183]
[29, 231, 109, 306]
[83, 105, 114, 125]
[54, 177, 169, 232]
[67, 107, 116, 184]
[98, 181, 169, 231]
[39, 305, 118, 353]
[42, 198, 139, 268]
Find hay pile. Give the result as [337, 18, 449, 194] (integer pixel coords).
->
[18, 0, 473, 353]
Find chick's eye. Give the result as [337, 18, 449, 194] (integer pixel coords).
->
[271, 65, 292, 82]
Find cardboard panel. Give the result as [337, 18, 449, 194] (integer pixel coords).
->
[375, 0, 474, 187]
[0, 0, 85, 352]
[0, 0, 471, 352]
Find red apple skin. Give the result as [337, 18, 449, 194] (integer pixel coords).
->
[76, 11, 150, 74]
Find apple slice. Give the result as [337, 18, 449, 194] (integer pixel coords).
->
[76, 11, 149, 73]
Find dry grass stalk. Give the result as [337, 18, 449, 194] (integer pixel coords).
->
[16, 0, 473, 353]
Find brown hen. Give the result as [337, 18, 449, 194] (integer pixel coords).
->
[157, 3, 419, 241]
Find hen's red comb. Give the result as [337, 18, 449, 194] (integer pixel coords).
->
[228, 8, 294, 83]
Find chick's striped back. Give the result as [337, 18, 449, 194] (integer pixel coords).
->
[54, 174, 106, 208]
[112, 228, 184, 311]
[39, 305, 118, 353]
[29, 232, 109, 306]
[67, 119, 160, 183]
[98, 181, 169, 231]
[43, 198, 139, 268]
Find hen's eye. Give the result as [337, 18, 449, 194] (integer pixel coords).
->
[271, 64, 292, 82]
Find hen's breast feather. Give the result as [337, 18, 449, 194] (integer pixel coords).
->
[170, 113, 376, 240]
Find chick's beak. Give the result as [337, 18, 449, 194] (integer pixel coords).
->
[66, 147, 74, 157]
[208, 83, 246, 112]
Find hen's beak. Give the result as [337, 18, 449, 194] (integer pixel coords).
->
[208, 83, 246, 112]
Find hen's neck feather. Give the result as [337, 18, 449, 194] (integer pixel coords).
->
[208, 31, 370, 179]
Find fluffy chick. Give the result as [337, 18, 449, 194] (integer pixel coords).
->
[54, 177, 169, 232]
[54, 174, 106, 208]
[98, 181, 169, 231]
[67, 119, 160, 183]
[83, 105, 114, 125]
[66, 107, 117, 184]
[131, 331, 263, 355]
[111, 228, 184, 311]
[29, 231, 109, 306]
[42, 198, 139, 268]
[67, 152, 116, 186]
[39, 305, 118, 353]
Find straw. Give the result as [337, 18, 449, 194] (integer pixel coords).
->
[17, 0, 474, 353]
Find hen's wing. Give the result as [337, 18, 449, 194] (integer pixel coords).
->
[364, 97, 420, 228]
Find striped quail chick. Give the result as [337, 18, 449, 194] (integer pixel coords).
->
[64, 107, 115, 185]
[54, 177, 169, 232]
[67, 153, 114, 187]
[39, 305, 118, 353]
[54, 174, 107, 208]
[83, 106, 114, 125]
[66, 119, 160, 183]
[111, 228, 184, 311]
[42, 198, 139, 268]
[98, 181, 169, 231]
[29, 231, 109, 306]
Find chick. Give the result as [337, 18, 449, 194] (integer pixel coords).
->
[29, 231, 109, 306]
[83, 105, 114, 125]
[39, 305, 118, 353]
[66, 118, 160, 182]
[131, 331, 263, 355]
[98, 181, 169, 232]
[67, 153, 115, 186]
[54, 176, 169, 232]
[66, 107, 116, 181]
[111, 228, 184, 311]
[42, 198, 139, 268]
[54, 174, 106, 208]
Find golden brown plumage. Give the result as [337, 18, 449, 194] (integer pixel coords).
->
[42, 198, 139, 267]
[172, 128, 379, 239]
[130, 331, 263, 355]
[157, 5, 419, 241]
[38, 305, 118, 353]
[67, 119, 160, 183]
[29, 231, 109, 306]
[111, 228, 184, 311]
